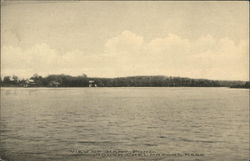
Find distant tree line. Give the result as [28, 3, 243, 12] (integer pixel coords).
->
[0, 74, 249, 88]
[89, 76, 249, 88]
[0, 74, 88, 87]
[230, 81, 250, 89]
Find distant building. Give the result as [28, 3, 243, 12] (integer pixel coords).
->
[89, 80, 97, 87]
[24, 79, 37, 87]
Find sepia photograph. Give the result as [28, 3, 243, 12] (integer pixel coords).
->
[0, 1, 249, 161]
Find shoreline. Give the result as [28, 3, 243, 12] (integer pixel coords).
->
[0, 86, 248, 89]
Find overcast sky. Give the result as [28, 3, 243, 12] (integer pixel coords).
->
[1, 1, 249, 80]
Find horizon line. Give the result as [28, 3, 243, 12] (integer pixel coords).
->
[0, 73, 249, 82]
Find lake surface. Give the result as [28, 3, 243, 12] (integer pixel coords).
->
[0, 87, 249, 161]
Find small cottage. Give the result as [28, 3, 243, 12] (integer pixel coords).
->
[89, 80, 97, 87]
[24, 79, 37, 87]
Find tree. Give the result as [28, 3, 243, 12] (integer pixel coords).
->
[12, 75, 19, 83]
[30, 73, 44, 86]
[81, 73, 87, 78]
[245, 81, 250, 87]
[3, 76, 11, 83]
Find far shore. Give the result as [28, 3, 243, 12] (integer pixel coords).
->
[1, 74, 249, 89]
[0, 86, 248, 89]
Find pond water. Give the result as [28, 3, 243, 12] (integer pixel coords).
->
[0, 87, 249, 161]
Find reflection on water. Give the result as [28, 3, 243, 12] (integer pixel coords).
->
[0, 87, 249, 161]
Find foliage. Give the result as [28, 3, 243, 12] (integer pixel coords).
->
[0, 74, 249, 88]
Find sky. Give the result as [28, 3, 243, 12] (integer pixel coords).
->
[1, 1, 249, 80]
